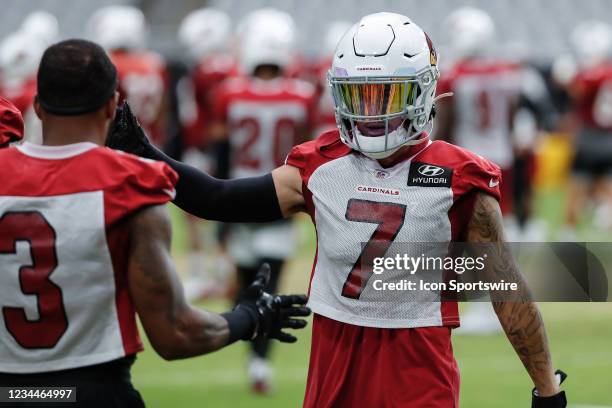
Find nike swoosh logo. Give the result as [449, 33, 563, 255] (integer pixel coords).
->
[489, 179, 499, 188]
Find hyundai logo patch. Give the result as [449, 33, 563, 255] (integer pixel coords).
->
[408, 162, 452, 187]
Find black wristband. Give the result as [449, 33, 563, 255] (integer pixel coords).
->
[221, 306, 259, 345]
[532, 391, 567, 408]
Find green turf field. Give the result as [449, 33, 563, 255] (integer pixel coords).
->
[131, 188, 612, 408]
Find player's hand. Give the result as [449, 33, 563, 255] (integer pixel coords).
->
[237, 263, 311, 343]
[532, 370, 567, 408]
[106, 101, 152, 156]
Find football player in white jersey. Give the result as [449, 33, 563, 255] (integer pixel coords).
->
[109, 12, 566, 408]
[0, 40, 310, 407]
[208, 9, 316, 393]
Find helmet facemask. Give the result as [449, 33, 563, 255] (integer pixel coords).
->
[329, 66, 439, 159]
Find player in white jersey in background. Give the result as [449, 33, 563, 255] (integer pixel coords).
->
[207, 9, 316, 393]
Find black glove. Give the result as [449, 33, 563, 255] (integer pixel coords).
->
[532, 370, 567, 408]
[106, 102, 153, 157]
[232, 263, 311, 343]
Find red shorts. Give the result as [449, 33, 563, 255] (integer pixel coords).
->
[303, 314, 460, 408]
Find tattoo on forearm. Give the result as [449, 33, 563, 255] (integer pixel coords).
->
[467, 193, 555, 390]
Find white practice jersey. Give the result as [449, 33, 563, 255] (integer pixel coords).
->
[286, 131, 501, 328]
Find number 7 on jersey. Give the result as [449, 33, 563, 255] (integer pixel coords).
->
[341, 199, 407, 299]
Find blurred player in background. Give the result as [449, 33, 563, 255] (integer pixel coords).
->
[0, 39, 310, 407]
[209, 8, 316, 393]
[177, 8, 238, 301]
[562, 21, 612, 236]
[0, 11, 58, 144]
[88, 5, 169, 147]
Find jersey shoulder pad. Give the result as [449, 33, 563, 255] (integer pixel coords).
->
[425, 141, 501, 201]
[285, 130, 351, 181]
[97, 148, 178, 220]
[0, 97, 24, 147]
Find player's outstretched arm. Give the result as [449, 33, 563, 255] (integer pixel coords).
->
[466, 193, 567, 405]
[127, 204, 310, 360]
[106, 103, 305, 221]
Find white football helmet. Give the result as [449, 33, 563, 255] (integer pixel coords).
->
[444, 7, 495, 59]
[87, 5, 146, 51]
[20, 11, 59, 47]
[571, 20, 612, 67]
[329, 12, 440, 159]
[236, 8, 296, 75]
[0, 31, 45, 84]
[178, 8, 231, 61]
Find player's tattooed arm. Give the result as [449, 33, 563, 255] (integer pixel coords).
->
[466, 192, 560, 397]
[127, 204, 230, 360]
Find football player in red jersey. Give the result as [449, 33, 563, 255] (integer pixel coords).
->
[0, 39, 309, 407]
[562, 21, 612, 236]
[0, 96, 24, 147]
[88, 5, 169, 147]
[208, 9, 316, 393]
[177, 8, 239, 299]
[109, 12, 566, 407]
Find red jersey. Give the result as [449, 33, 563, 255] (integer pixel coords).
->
[213, 76, 316, 178]
[110, 50, 169, 145]
[0, 142, 177, 373]
[0, 96, 24, 147]
[179, 53, 239, 148]
[572, 62, 612, 131]
[286, 130, 501, 407]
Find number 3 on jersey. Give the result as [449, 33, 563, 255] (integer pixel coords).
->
[341, 199, 407, 299]
[0, 212, 68, 349]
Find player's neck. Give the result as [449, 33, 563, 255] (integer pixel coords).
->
[40, 114, 108, 147]
[42, 124, 106, 147]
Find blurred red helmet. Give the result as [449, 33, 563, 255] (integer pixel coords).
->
[0, 96, 24, 147]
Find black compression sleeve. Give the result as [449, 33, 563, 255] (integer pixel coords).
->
[142, 143, 283, 222]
